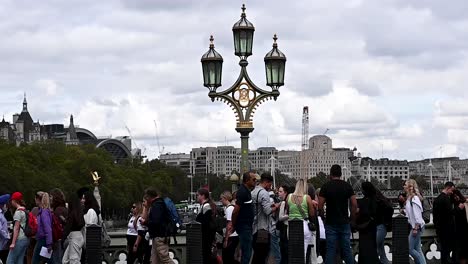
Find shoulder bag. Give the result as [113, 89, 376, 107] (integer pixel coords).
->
[295, 195, 316, 232]
[255, 189, 270, 244]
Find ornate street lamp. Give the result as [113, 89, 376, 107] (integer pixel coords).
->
[201, 4, 286, 174]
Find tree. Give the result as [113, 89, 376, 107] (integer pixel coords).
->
[308, 172, 328, 190]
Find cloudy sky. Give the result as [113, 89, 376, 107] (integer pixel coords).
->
[1, 0, 468, 160]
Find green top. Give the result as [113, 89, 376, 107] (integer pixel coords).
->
[288, 195, 308, 220]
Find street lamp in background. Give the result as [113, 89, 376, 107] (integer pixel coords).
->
[201, 4, 287, 177]
[187, 174, 194, 204]
[269, 155, 277, 190]
[230, 173, 239, 193]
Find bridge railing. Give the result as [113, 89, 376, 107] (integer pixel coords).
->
[101, 219, 443, 264]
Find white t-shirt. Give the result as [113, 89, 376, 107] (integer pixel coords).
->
[224, 205, 238, 237]
[84, 208, 98, 226]
[13, 209, 26, 239]
[127, 216, 138, 236]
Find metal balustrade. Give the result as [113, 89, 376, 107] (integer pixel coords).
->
[100, 220, 444, 264]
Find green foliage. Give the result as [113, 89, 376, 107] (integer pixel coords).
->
[308, 172, 328, 190]
[0, 141, 187, 213]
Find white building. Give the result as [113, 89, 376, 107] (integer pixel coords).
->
[188, 146, 279, 177]
[409, 157, 468, 185]
[352, 158, 409, 187]
[278, 135, 354, 179]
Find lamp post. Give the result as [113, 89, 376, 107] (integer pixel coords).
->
[201, 4, 286, 176]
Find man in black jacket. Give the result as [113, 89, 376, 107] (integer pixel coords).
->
[144, 187, 174, 264]
[433, 181, 455, 264]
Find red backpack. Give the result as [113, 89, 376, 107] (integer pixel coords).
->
[18, 208, 38, 237]
[51, 213, 64, 242]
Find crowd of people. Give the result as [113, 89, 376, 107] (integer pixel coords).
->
[195, 164, 468, 264]
[1, 165, 468, 264]
[0, 186, 103, 264]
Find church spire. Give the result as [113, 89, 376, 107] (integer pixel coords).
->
[22, 93, 28, 112]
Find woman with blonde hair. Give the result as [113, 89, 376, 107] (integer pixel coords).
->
[32, 191, 53, 264]
[287, 179, 317, 262]
[404, 179, 426, 264]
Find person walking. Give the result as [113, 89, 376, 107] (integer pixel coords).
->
[135, 199, 150, 264]
[451, 189, 468, 264]
[50, 188, 68, 264]
[0, 194, 11, 264]
[126, 202, 142, 264]
[32, 191, 53, 264]
[220, 191, 239, 264]
[277, 185, 290, 264]
[404, 179, 426, 264]
[196, 188, 218, 264]
[356, 182, 379, 264]
[288, 179, 316, 263]
[62, 196, 85, 264]
[318, 164, 357, 264]
[375, 187, 393, 264]
[231, 171, 256, 264]
[433, 181, 455, 264]
[7, 192, 30, 264]
[143, 187, 174, 264]
[251, 173, 276, 264]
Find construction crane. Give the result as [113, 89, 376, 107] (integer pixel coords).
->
[301, 106, 309, 180]
[153, 120, 164, 157]
[125, 124, 138, 149]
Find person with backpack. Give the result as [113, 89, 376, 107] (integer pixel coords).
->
[433, 181, 456, 264]
[196, 188, 218, 264]
[0, 194, 11, 264]
[403, 179, 426, 264]
[288, 179, 316, 263]
[32, 191, 53, 264]
[375, 187, 393, 264]
[143, 187, 174, 264]
[50, 188, 68, 264]
[62, 195, 85, 264]
[220, 191, 239, 264]
[356, 182, 379, 264]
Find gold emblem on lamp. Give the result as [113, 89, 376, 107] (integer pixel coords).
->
[91, 171, 101, 186]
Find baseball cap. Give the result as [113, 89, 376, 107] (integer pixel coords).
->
[11, 192, 23, 201]
[0, 194, 10, 205]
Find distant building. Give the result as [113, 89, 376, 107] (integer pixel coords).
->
[187, 146, 279, 177]
[278, 135, 354, 179]
[1, 95, 139, 162]
[409, 157, 468, 185]
[159, 153, 191, 173]
[351, 157, 409, 187]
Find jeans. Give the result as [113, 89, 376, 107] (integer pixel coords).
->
[270, 230, 281, 264]
[52, 240, 64, 264]
[409, 227, 426, 264]
[6, 237, 29, 264]
[324, 224, 354, 264]
[376, 224, 389, 264]
[33, 238, 54, 264]
[237, 228, 253, 264]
